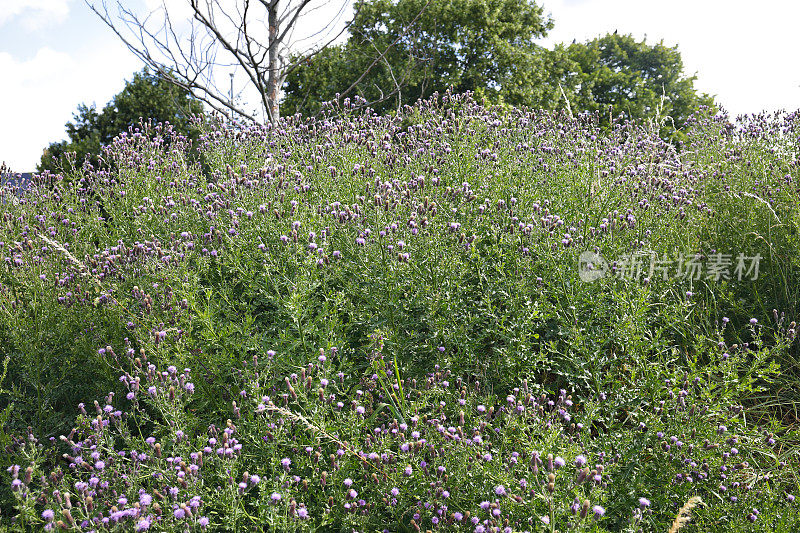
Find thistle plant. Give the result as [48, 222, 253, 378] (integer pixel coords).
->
[2, 93, 800, 530]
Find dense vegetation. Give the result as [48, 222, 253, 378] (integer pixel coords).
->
[2, 93, 800, 531]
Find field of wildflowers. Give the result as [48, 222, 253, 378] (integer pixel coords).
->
[1, 92, 800, 531]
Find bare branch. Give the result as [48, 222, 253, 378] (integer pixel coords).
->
[89, 0, 353, 124]
[88, 0, 429, 123]
[289, 0, 351, 50]
[338, 0, 432, 102]
[281, 3, 360, 79]
[276, 0, 314, 45]
[240, 0, 272, 119]
[88, 1, 258, 121]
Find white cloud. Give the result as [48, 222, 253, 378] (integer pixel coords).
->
[0, 48, 76, 171]
[0, 0, 73, 30]
[540, 0, 800, 116]
[0, 45, 141, 171]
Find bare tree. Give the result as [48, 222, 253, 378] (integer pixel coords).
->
[89, 0, 355, 123]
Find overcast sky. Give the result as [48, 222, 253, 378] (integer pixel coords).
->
[1, 0, 798, 171]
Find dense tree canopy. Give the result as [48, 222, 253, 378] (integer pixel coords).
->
[39, 69, 204, 173]
[283, 0, 558, 116]
[283, 0, 714, 139]
[560, 33, 715, 136]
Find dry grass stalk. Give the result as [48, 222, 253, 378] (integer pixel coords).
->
[265, 404, 382, 472]
[39, 235, 128, 313]
[40, 235, 89, 274]
[668, 495, 703, 533]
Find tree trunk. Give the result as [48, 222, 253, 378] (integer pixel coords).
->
[267, 0, 280, 122]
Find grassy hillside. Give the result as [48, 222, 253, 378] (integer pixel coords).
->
[1, 94, 799, 531]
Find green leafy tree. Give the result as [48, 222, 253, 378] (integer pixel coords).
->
[39, 69, 204, 173]
[560, 33, 715, 137]
[284, 8, 714, 140]
[283, 0, 556, 116]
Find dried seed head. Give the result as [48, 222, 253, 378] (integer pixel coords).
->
[580, 500, 590, 518]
